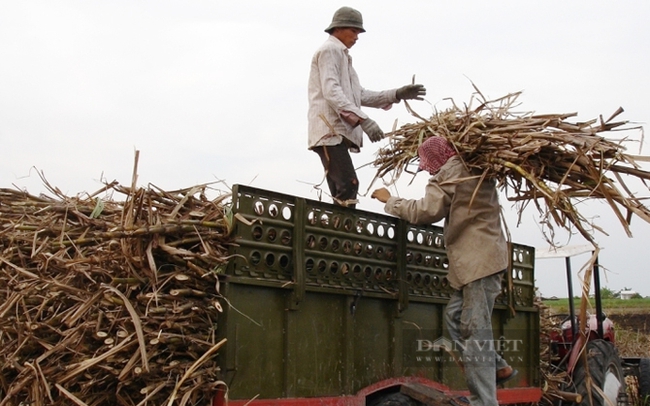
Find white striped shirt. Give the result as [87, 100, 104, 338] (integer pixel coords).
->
[307, 35, 399, 152]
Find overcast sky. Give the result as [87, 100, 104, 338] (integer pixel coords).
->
[2, 1, 649, 298]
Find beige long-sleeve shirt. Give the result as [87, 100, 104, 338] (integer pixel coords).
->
[383, 156, 509, 289]
[307, 35, 399, 152]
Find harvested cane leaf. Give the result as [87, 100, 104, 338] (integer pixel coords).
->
[371, 90, 649, 245]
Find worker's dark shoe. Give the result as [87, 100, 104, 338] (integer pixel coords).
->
[450, 396, 471, 406]
[496, 366, 518, 385]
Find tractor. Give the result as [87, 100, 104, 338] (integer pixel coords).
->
[536, 245, 650, 406]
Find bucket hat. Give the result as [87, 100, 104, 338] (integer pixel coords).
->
[324, 7, 365, 33]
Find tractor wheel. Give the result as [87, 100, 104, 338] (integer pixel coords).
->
[639, 358, 650, 405]
[572, 339, 626, 406]
[368, 392, 422, 406]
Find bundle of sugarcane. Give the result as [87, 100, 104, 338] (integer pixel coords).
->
[0, 167, 232, 405]
[372, 90, 650, 243]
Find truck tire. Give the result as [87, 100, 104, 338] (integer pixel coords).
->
[639, 358, 650, 405]
[368, 392, 422, 406]
[572, 339, 626, 406]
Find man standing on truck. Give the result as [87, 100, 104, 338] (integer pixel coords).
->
[308, 6, 426, 208]
[371, 136, 516, 406]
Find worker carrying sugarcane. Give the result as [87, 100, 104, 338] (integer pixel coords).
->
[372, 136, 518, 406]
[308, 6, 426, 208]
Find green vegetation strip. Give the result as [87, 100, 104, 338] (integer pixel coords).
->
[543, 297, 650, 314]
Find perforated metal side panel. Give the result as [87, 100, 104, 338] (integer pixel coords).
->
[226, 184, 535, 307]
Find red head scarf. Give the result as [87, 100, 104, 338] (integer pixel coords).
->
[417, 137, 457, 175]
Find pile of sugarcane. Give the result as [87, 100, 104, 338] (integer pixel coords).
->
[0, 167, 233, 405]
[372, 90, 650, 243]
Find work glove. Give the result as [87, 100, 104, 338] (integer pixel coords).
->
[360, 118, 384, 143]
[396, 84, 426, 101]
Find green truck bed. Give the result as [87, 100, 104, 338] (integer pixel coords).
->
[216, 185, 539, 401]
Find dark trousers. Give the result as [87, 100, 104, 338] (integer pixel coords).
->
[312, 143, 359, 208]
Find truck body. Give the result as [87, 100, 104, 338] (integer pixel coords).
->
[214, 185, 541, 405]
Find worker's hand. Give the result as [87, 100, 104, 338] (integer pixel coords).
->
[396, 84, 426, 101]
[360, 118, 384, 142]
[371, 187, 391, 203]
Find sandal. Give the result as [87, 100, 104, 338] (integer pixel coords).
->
[496, 367, 518, 386]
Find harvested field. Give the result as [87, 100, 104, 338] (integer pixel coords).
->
[610, 312, 650, 335]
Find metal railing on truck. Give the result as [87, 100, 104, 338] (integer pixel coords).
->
[216, 184, 540, 402]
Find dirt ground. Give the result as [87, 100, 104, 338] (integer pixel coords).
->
[606, 311, 650, 358]
[609, 312, 650, 334]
